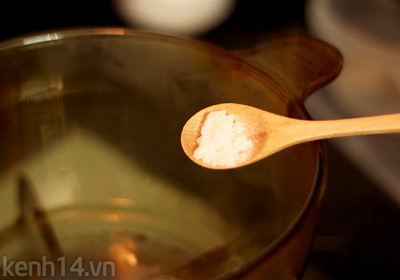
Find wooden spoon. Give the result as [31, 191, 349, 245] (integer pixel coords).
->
[181, 103, 400, 169]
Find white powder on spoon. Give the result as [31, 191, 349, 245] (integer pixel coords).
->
[193, 110, 253, 167]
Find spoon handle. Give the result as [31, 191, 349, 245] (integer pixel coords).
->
[290, 113, 400, 143]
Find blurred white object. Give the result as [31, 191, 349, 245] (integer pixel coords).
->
[114, 0, 236, 36]
[305, 0, 400, 205]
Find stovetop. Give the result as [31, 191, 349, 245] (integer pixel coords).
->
[1, 1, 399, 279]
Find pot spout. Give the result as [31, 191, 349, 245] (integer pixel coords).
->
[237, 36, 343, 103]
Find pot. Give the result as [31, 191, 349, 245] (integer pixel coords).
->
[0, 28, 342, 279]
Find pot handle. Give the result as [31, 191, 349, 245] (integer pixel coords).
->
[236, 36, 343, 103]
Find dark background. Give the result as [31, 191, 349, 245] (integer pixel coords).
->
[0, 0, 306, 48]
[1, 1, 399, 279]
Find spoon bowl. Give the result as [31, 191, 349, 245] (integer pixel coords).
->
[181, 103, 400, 169]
